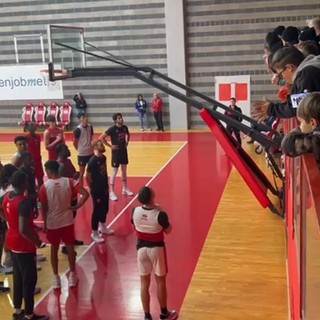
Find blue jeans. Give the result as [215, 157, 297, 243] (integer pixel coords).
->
[137, 112, 149, 129]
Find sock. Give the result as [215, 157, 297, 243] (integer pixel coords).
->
[14, 309, 22, 315]
[110, 184, 115, 192]
[145, 312, 152, 319]
[161, 307, 168, 315]
[122, 180, 127, 189]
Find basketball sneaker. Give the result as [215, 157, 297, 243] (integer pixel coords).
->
[36, 254, 46, 262]
[24, 314, 49, 320]
[12, 310, 24, 320]
[122, 188, 134, 196]
[68, 272, 79, 288]
[0, 286, 10, 294]
[98, 223, 114, 235]
[34, 287, 41, 295]
[91, 231, 105, 243]
[159, 310, 178, 320]
[52, 275, 61, 289]
[109, 191, 118, 201]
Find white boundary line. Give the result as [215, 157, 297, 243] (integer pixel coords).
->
[106, 141, 188, 228]
[35, 140, 188, 308]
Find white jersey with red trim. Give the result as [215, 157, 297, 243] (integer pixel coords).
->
[132, 206, 164, 243]
[133, 207, 163, 233]
[39, 177, 76, 229]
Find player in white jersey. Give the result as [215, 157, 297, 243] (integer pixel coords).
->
[38, 160, 89, 289]
[73, 113, 94, 187]
[131, 186, 178, 320]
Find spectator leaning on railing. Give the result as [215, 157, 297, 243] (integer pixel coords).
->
[281, 92, 320, 167]
[254, 46, 320, 121]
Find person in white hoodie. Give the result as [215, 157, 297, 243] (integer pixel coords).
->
[254, 46, 320, 120]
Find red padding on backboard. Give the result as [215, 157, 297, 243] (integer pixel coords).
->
[235, 83, 248, 100]
[200, 108, 271, 209]
[219, 83, 231, 101]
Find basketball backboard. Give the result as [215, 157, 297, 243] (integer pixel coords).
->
[47, 25, 86, 81]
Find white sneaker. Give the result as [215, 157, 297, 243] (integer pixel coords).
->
[122, 188, 134, 196]
[109, 191, 118, 201]
[53, 275, 61, 289]
[36, 253, 46, 262]
[98, 224, 114, 235]
[91, 232, 105, 243]
[69, 272, 79, 288]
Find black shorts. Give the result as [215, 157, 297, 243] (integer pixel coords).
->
[111, 149, 128, 168]
[78, 154, 93, 167]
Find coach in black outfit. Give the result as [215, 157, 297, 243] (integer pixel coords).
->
[225, 97, 243, 145]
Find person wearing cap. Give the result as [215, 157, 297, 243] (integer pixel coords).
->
[273, 25, 285, 38]
[73, 113, 94, 186]
[298, 27, 317, 43]
[44, 115, 65, 160]
[281, 26, 299, 46]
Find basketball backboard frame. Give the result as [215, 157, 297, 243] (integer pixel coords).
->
[47, 24, 86, 81]
[45, 24, 284, 213]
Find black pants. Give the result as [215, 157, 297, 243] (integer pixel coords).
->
[153, 111, 164, 131]
[91, 193, 109, 231]
[11, 252, 37, 315]
[227, 127, 241, 145]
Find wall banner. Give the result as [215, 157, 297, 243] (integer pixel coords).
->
[0, 65, 63, 100]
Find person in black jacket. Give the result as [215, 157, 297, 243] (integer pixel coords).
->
[254, 46, 320, 120]
[224, 97, 243, 145]
[73, 93, 87, 115]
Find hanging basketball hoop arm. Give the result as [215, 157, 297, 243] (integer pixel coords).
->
[50, 42, 283, 153]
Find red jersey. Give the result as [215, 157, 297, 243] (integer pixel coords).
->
[26, 133, 41, 160]
[45, 127, 64, 160]
[2, 192, 36, 253]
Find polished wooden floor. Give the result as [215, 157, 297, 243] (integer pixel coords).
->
[0, 130, 288, 319]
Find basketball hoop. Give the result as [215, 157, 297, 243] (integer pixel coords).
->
[40, 68, 68, 81]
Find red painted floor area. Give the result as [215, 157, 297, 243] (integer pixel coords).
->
[34, 132, 231, 320]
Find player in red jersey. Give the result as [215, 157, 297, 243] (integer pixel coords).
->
[2, 171, 48, 320]
[24, 122, 44, 187]
[44, 115, 64, 160]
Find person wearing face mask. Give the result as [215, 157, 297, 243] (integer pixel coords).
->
[253, 46, 320, 121]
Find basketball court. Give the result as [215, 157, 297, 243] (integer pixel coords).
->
[0, 24, 288, 319]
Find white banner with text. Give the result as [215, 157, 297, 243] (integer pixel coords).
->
[0, 65, 63, 100]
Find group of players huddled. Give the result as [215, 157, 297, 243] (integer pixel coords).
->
[0, 112, 135, 320]
[0, 111, 177, 320]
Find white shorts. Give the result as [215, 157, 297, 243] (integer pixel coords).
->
[137, 246, 167, 276]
